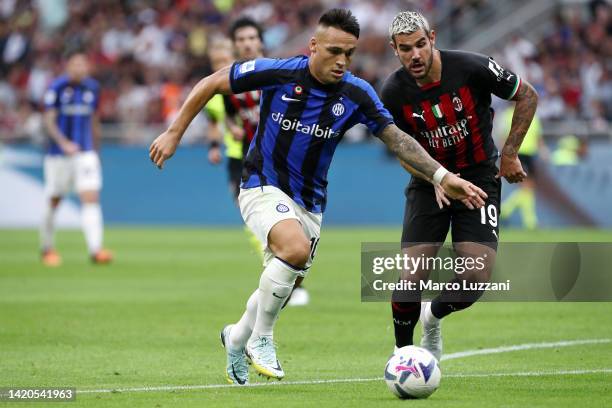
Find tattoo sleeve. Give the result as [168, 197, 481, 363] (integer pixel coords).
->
[379, 124, 442, 179]
[504, 80, 539, 156]
[399, 159, 432, 182]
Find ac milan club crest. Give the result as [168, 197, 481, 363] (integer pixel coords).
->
[452, 96, 463, 112]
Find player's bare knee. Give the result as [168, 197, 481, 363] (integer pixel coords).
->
[79, 190, 99, 204]
[461, 268, 491, 285]
[454, 242, 495, 282]
[50, 197, 62, 208]
[279, 240, 310, 267]
[268, 220, 311, 267]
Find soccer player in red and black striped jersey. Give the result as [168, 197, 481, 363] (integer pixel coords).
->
[225, 17, 264, 184]
[207, 17, 264, 201]
[380, 11, 538, 361]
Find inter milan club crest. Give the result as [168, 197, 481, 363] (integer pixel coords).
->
[453, 96, 463, 112]
[276, 203, 290, 213]
[332, 102, 345, 117]
[294, 85, 303, 95]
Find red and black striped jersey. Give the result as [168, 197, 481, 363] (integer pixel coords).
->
[381, 50, 521, 172]
[223, 90, 261, 156]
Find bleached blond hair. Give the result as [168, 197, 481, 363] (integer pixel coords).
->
[389, 11, 430, 39]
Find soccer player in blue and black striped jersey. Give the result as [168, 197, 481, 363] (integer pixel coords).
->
[41, 53, 112, 266]
[149, 9, 487, 385]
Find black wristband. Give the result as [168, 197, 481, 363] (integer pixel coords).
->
[209, 141, 221, 149]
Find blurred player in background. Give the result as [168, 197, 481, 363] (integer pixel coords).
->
[204, 38, 242, 196]
[40, 52, 112, 266]
[500, 106, 544, 229]
[206, 17, 265, 199]
[551, 134, 588, 165]
[222, 16, 264, 161]
[381, 12, 538, 361]
[149, 8, 486, 384]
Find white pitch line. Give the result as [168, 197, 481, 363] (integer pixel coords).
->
[78, 369, 612, 394]
[79, 377, 382, 393]
[78, 338, 611, 395]
[446, 368, 612, 379]
[441, 338, 611, 361]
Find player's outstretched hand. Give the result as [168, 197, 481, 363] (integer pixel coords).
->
[434, 183, 451, 209]
[149, 131, 180, 169]
[434, 173, 476, 209]
[497, 154, 527, 183]
[440, 173, 487, 209]
[229, 124, 245, 141]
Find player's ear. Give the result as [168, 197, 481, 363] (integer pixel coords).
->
[429, 30, 436, 47]
[389, 38, 398, 56]
[309, 37, 317, 54]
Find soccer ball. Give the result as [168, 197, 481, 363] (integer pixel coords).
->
[384, 345, 441, 399]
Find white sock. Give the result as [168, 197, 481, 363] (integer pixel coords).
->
[40, 202, 57, 251]
[251, 257, 298, 338]
[81, 203, 103, 254]
[228, 290, 259, 350]
[423, 302, 440, 325]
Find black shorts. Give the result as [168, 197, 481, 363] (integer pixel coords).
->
[518, 153, 536, 177]
[401, 159, 501, 250]
[227, 158, 243, 200]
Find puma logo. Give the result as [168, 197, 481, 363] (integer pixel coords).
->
[412, 112, 425, 121]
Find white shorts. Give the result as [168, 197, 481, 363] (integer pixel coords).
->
[238, 185, 322, 274]
[44, 151, 102, 197]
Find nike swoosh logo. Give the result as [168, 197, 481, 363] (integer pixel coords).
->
[272, 360, 282, 371]
[231, 363, 246, 385]
[272, 292, 286, 299]
[281, 94, 301, 102]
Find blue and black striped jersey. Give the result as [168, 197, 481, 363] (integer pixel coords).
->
[230, 56, 393, 213]
[43, 75, 100, 155]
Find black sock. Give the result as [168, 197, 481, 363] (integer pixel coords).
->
[430, 298, 460, 319]
[430, 278, 484, 319]
[391, 301, 421, 347]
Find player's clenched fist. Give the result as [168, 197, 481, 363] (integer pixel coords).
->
[497, 153, 527, 184]
[149, 131, 180, 169]
[440, 173, 487, 209]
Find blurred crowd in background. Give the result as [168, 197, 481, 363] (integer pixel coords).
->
[0, 0, 610, 145]
[493, 1, 611, 127]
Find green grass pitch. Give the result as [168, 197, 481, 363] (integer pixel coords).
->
[1, 228, 611, 407]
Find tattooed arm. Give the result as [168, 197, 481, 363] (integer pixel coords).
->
[398, 159, 477, 209]
[398, 159, 432, 182]
[379, 124, 440, 179]
[380, 124, 487, 206]
[498, 80, 539, 183]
